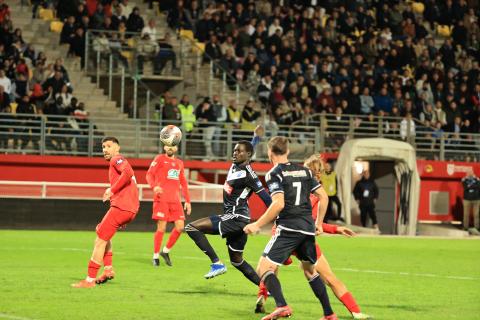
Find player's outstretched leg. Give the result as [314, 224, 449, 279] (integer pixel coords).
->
[257, 256, 292, 320]
[72, 236, 108, 288]
[315, 254, 372, 319]
[161, 220, 184, 266]
[228, 249, 260, 285]
[153, 221, 167, 266]
[185, 216, 226, 279]
[96, 240, 115, 284]
[302, 261, 337, 320]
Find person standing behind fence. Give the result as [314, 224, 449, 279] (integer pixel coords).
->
[195, 98, 217, 159]
[321, 161, 343, 221]
[353, 171, 379, 231]
[462, 170, 480, 234]
[178, 94, 196, 135]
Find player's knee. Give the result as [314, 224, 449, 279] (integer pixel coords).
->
[175, 226, 184, 233]
[303, 268, 315, 280]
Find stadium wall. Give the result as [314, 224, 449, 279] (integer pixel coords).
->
[0, 198, 222, 231]
[1, 155, 480, 224]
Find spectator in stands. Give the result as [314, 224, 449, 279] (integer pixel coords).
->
[178, 94, 196, 134]
[157, 33, 178, 74]
[462, 170, 480, 234]
[195, 99, 217, 158]
[109, 33, 129, 71]
[16, 95, 39, 152]
[163, 96, 181, 123]
[241, 99, 261, 131]
[353, 170, 379, 231]
[43, 70, 67, 96]
[0, 69, 11, 95]
[433, 101, 447, 126]
[0, 84, 9, 111]
[419, 103, 435, 124]
[226, 100, 241, 129]
[204, 34, 222, 72]
[111, 3, 127, 29]
[119, 0, 133, 18]
[56, 84, 73, 109]
[0, 104, 14, 151]
[69, 27, 86, 68]
[136, 34, 159, 75]
[126, 7, 144, 33]
[400, 113, 416, 141]
[141, 19, 158, 41]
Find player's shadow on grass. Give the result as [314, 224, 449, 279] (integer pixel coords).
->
[362, 303, 431, 312]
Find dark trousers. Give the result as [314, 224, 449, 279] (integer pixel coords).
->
[360, 203, 377, 227]
[327, 195, 342, 220]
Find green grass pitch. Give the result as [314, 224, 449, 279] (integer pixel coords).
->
[0, 230, 479, 320]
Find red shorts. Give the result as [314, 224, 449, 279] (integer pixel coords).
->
[271, 225, 322, 264]
[152, 201, 185, 221]
[96, 207, 136, 241]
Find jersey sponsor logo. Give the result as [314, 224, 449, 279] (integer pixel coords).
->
[256, 181, 263, 189]
[156, 212, 165, 218]
[227, 169, 247, 181]
[282, 170, 307, 178]
[116, 158, 124, 165]
[167, 169, 180, 180]
[246, 165, 258, 179]
[150, 161, 157, 167]
[223, 181, 233, 194]
[268, 182, 280, 193]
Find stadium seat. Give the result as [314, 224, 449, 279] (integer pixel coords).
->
[50, 21, 63, 33]
[437, 25, 452, 37]
[192, 42, 205, 54]
[180, 29, 195, 41]
[411, 2, 425, 14]
[39, 8, 55, 21]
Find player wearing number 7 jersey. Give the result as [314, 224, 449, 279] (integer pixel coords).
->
[72, 137, 139, 288]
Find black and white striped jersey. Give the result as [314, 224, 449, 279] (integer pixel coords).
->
[222, 163, 264, 219]
[266, 163, 322, 235]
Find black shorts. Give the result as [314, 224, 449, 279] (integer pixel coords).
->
[210, 214, 248, 252]
[262, 228, 317, 265]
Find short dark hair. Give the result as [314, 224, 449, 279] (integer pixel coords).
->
[237, 140, 254, 157]
[102, 136, 119, 144]
[268, 136, 288, 155]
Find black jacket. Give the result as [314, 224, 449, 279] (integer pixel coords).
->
[353, 177, 379, 206]
[462, 176, 480, 201]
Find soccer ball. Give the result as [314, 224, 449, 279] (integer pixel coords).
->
[160, 125, 182, 147]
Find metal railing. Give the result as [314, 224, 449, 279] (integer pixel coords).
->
[0, 180, 223, 203]
[1, 113, 479, 161]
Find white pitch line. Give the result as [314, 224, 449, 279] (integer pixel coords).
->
[0, 313, 34, 320]
[1, 247, 479, 281]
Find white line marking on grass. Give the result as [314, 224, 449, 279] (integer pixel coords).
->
[0, 313, 34, 320]
[3, 247, 479, 281]
[336, 267, 479, 281]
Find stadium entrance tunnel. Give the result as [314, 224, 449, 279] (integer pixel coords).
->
[335, 138, 420, 235]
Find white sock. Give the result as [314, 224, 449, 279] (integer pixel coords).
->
[213, 261, 223, 265]
[86, 277, 95, 283]
[162, 247, 170, 253]
[153, 253, 159, 259]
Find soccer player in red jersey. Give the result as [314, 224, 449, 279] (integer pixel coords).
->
[146, 145, 191, 266]
[72, 137, 139, 288]
[255, 154, 371, 320]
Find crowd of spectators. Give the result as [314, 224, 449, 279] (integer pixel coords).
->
[0, 0, 98, 154]
[57, 0, 178, 75]
[165, 0, 480, 155]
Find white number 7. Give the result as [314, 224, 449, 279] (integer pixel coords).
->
[293, 182, 301, 205]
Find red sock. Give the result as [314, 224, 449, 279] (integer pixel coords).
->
[88, 260, 101, 279]
[103, 251, 113, 267]
[154, 231, 164, 254]
[166, 229, 182, 250]
[340, 292, 361, 313]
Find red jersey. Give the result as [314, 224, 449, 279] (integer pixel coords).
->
[108, 154, 139, 214]
[146, 154, 190, 203]
[310, 194, 338, 234]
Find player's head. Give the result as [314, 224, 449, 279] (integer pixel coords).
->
[102, 136, 120, 161]
[163, 145, 178, 157]
[233, 140, 254, 164]
[304, 154, 325, 181]
[267, 136, 289, 163]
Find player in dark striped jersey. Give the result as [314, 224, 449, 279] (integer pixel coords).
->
[245, 136, 335, 320]
[186, 140, 272, 282]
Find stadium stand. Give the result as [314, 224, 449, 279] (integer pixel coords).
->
[0, 0, 479, 162]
